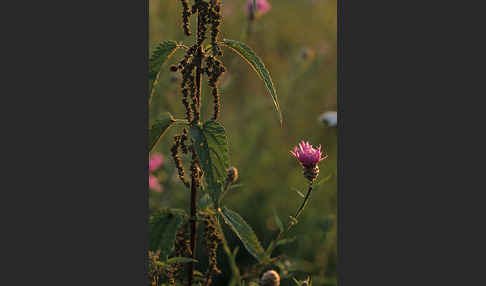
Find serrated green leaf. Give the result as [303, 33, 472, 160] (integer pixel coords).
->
[149, 40, 178, 95]
[149, 112, 175, 152]
[148, 209, 186, 259]
[220, 207, 265, 262]
[221, 39, 282, 126]
[165, 257, 197, 264]
[190, 120, 229, 205]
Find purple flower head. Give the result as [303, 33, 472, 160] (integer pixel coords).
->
[290, 141, 328, 167]
[149, 153, 163, 172]
[149, 174, 162, 192]
[245, 0, 272, 16]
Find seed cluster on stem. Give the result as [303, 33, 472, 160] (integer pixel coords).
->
[169, 1, 226, 285]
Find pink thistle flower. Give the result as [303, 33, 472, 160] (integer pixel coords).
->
[245, 0, 272, 17]
[149, 153, 163, 172]
[290, 141, 327, 167]
[290, 141, 328, 182]
[149, 174, 162, 192]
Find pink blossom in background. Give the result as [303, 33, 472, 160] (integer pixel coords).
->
[149, 153, 163, 172]
[149, 153, 163, 192]
[290, 141, 328, 167]
[245, 0, 271, 16]
[149, 174, 163, 192]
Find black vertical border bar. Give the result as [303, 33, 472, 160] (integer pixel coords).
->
[144, 0, 149, 285]
[337, 0, 343, 284]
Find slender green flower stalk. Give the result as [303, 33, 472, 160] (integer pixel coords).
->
[289, 140, 328, 225]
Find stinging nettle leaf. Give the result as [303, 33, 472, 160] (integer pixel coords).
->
[190, 120, 229, 205]
[221, 39, 282, 126]
[149, 112, 175, 152]
[148, 208, 187, 259]
[149, 40, 179, 95]
[220, 207, 265, 262]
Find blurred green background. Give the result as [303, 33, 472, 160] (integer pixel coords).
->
[149, 0, 337, 285]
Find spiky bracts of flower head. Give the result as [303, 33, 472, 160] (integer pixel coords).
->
[290, 141, 328, 182]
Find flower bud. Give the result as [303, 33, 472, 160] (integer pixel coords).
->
[261, 270, 280, 286]
[227, 167, 238, 184]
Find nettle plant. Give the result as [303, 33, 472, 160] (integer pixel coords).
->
[148, 1, 328, 286]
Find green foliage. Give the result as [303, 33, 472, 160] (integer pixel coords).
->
[221, 39, 282, 125]
[225, 246, 242, 286]
[148, 208, 186, 259]
[190, 120, 229, 206]
[198, 193, 213, 211]
[149, 40, 178, 94]
[149, 112, 175, 152]
[220, 206, 265, 262]
[165, 257, 197, 265]
[276, 236, 296, 247]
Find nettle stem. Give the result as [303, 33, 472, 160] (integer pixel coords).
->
[188, 9, 205, 286]
[188, 174, 198, 286]
[172, 1, 222, 284]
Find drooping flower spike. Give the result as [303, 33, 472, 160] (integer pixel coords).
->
[290, 141, 328, 182]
